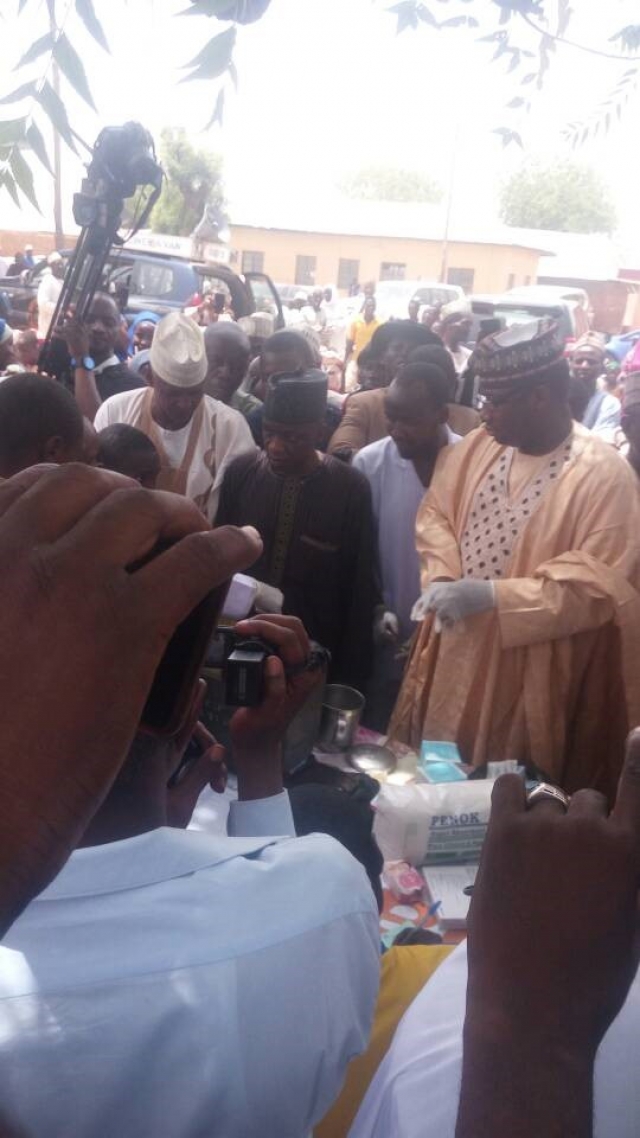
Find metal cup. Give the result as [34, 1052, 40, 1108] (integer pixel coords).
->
[317, 684, 365, 752]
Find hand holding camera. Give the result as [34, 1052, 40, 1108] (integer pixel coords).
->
[229, 615, 328, 801]
[59, 316, 90, 364]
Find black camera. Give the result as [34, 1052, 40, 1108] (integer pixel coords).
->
[206, 628, 330, 709]
[40, 122, 163, 378]
[72, 122, 162, 231]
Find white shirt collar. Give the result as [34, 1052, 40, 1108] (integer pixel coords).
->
[37, 827, 281, 901]
[93, 354, 121, 375]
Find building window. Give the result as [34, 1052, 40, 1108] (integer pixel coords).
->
[241, 250, 264, 274]
[507, 273, 516, 290]
[380, 262, 406, 281]
[295, 255, 316, 286]
[337, 258, 360, 290]
[447, 267, 475, 292]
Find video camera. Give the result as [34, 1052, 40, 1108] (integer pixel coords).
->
[39, 121, 163, 379]
[207, 628, 330, 708]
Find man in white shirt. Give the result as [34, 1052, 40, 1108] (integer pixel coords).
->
[354, 359, 461, 729]
[63, 293, 145, 418]
[0, 614, 380, 1138]
[301, 288, 328, 335]
[438, 303, 473, 391]
[95, 310, 257, 521]
[571, 332, 621, 439]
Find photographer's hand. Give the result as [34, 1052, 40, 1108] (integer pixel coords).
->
[58, 316, 103, 419]
[456, 733, 640, 1138]
[0, 464, 261, 935]
[229, 615, 324, 801]
[59, 316, 90, 361]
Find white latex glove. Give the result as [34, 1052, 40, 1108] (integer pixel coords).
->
[374, 609, 400, 645]
[411, 580, 496, 629]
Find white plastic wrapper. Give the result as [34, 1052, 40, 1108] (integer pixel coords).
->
[221, 574, 258, 620]
[373, 780, 494, 866]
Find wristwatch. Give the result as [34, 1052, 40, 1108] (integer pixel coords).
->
[70, 355, 95, 371]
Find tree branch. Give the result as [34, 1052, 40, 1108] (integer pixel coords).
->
[519, 11, 640, 63]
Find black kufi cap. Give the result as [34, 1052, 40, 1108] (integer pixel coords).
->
[264, 369, 328, 424]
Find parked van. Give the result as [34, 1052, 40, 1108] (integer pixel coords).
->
[374, 280, 464, 322]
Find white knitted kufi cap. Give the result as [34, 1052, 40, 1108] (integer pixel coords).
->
[150, 311, 207, 388]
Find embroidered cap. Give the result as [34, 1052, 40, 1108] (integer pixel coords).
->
[572, 330, 606, 359]
[473, 318, 566, 397]
[264, 369, 328, 424]
[150, 311, 207, 388]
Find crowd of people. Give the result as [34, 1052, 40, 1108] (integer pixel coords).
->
[0, 243, 639, 1137]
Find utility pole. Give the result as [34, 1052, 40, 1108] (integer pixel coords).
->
[440, 122, 460, 285]
[50, 2, 63, 248]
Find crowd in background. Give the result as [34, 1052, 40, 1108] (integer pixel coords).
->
[0, 236, 639, 1137]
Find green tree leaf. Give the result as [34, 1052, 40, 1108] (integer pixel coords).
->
[0, 169, 21, 208]
[0, 81, 38, 105]
[17, 32, 54, 69]
[10, 144, 40, 210]
[181, 0, 271, 23]
[417, 6, 439, 28]
[205, 87, 226, 128]
[36, 80, 78, 153]
[182, 26, 237, 81]
[74, 0, 110, 52]
[0, 118, 28, 144]
[26, 119, 53, 174]
[180, 0, 237, 15]
[53, 33, 97, 111]
[389, 1, 420, 34]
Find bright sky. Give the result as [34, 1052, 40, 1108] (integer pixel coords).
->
[1, 0, 639, 244]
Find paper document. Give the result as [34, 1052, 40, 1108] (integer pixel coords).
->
[422, 865, 478, 929]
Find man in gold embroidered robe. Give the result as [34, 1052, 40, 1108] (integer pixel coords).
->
[390, 319, 640, 801]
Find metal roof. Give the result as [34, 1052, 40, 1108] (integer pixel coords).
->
[228, 196, 553, 254]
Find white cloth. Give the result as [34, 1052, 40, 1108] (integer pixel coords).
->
[0, 800, 380, 1138]
[94, 388, 257, 522]
[36, 267, 62, 339]
[448, 344, 472, 380]
[353, 429, 460, 641]
[93, 353, 121, 374]
[301, 304, 327, 333]
[349, 940, 640, 1138]
[0, 256, 8, 279]
[583, 389, 621, 439]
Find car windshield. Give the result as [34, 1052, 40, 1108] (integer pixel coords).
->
[492, 303, 564, 326]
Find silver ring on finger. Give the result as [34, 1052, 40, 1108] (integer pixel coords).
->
[526, 782, 570, 812]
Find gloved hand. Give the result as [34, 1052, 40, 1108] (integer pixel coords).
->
[374, 608, 400, 645]
[411, 580, 496, 628]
